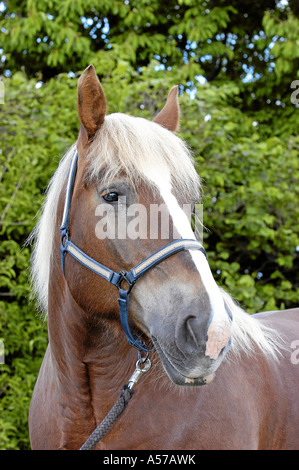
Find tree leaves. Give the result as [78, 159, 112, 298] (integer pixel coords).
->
[180, 83, 299, 313]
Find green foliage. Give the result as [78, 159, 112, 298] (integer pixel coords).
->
[179, 83, 299, 312]
[0, 73, 76, 449]
[0, 0, 298, 450]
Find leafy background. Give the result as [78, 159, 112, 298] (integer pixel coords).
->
[0, 0, 298, 449]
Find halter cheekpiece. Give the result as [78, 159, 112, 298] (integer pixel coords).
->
[60, 149, 207, 355]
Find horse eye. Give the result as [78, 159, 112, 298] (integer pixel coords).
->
[102, 192, 119, 202]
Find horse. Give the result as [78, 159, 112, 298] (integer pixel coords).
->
[28, 65, 299, 450]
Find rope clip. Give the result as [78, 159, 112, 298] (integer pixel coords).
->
[128, 358, 151, 389]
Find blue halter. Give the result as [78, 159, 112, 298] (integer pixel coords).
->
[60, 150, 207, 355]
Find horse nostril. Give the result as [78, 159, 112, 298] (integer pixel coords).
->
[177, 315, 208, 355]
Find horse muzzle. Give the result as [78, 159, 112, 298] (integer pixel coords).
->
[150, 307, 232, 387]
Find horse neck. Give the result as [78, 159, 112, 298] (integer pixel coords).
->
[47, 264, 136, 409]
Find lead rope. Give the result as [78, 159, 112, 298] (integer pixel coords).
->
[80, 357, 151, 450]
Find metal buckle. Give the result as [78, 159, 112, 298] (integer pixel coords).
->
[116, 271, 135, 293]
[60, 229, 69, 275]
[60, 228, 68, 248]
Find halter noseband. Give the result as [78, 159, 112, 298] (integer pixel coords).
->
[60, 150, 207, 355]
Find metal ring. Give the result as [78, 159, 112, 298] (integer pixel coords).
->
[138, 349, 150, 364]
[136, 357, 151, 372]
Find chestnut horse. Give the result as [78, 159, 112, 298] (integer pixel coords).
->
[29, 65, 299, 450]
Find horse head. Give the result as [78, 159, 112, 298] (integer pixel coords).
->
[54, 65, 232, 387]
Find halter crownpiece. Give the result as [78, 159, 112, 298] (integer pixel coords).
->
[60, 149, 207, 354]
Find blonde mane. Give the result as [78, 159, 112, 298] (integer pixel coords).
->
[29, 112, 283, 360]
[86, 113, 201, 202]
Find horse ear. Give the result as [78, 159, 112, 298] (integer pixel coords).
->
[77, 65, 107, 143]
[153, 86, 180, 132]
